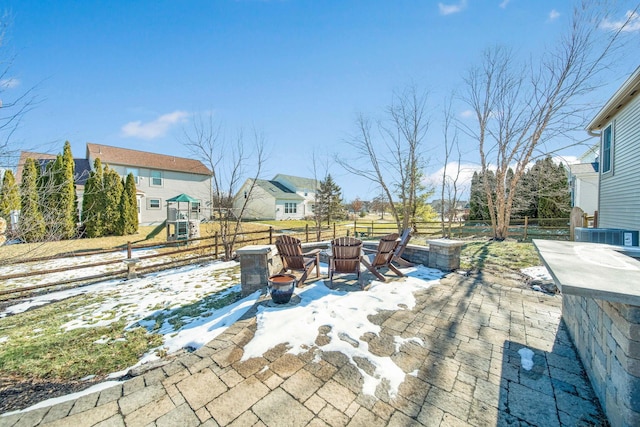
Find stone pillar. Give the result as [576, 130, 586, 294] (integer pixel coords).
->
[426, 239, 464, 271]
[124, 258, 141, 279]
[236, 245, 282, 296]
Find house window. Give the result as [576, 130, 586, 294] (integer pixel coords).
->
[150, 170, 163, 186]
[126, 168, 139, 184]
[602, 124, 612, 174]
[148, 198, 161, 209]
[285, 202, 297, 214]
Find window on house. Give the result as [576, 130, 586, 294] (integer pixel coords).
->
[148, 198, 161, 209]
[125, 168, 139, 184]
[602, 124, 612, 174]
[150, 170, 163, 186]
[284, 202, 297, 214]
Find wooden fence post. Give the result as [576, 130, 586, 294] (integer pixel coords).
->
[524, 216, 529, 240]
[269, 226, 273, 244]
[127, 241, 132, 259]
[305, 224, 309, 242]
[214, 232, 218, 258]
[333, 223, 336, 240]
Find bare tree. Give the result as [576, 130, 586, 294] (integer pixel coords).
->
[0, 15, 38, 170]
[182, 113, 267, 260]
[461, 1, 639, 240]
[440, 97, 464, 238]
[309, 151, 329, 241]
[338, 86, 431, 232]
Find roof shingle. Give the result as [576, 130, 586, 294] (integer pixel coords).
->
[86, 143, 212, 176]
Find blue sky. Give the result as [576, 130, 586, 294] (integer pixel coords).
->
[2, 0, 639, 201]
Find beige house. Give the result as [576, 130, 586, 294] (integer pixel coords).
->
[85, 143, 212, 224]
[18, 143, 213, 225]
[233, 174, 318, 220]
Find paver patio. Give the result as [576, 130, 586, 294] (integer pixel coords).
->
[0, 271, 607, 427]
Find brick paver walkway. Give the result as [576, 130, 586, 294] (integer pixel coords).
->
[0, 272, 606, 426]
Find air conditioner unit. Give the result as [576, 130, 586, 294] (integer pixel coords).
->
[574, 227, 639, 246]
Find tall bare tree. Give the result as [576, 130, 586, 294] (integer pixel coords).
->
[440, 97, 465, 238]
[182, 113, 266, 260]
[462, 1, 639, 240]
[0, 15, 37, 170]
[338, 86, 431, 232]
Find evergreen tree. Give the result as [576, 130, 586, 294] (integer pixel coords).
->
[117, 173, 138, 235]
[537, 158, 571, 219]
[468, 172, 484, 220]
[0, 170, 20, 228]
[39, 150, 76, 240]
[19, 158, 46, 242]
[469, 171, 494, 221]
[124, 173, 138, 234]
[83, 158, 105, 238]
[102, 165, 123, 236]
[317, 174, 342, 225]
[60, 141, 77, 238]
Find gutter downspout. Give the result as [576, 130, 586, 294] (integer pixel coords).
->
[586, 128, 602, 226]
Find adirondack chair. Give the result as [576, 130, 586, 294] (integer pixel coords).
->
[392, 228, 413, 267]
[360, 233, 404, 282]
[328, 237, 363, 288]
[275, 235, 321, 287]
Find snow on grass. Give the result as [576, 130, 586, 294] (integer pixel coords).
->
[0, 248, 162, 290]
[520, 265, 552, 281]
[2, 256, 450, 411]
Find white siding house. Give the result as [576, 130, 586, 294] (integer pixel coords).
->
[586, 66, 640, 231]
[569, 162, 599, 216]
[233, 175, 318, 220]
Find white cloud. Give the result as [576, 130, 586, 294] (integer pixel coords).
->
[0, 78, 20, 89]
[121, 110, 189, 140]
[438, 0, 467, 16]
[600, 10, 640, 32]
[548, 9, 560, 21]
[425, 162, 481, 194]
[499, 0, 510, 9]
[459, 109, 475, 119]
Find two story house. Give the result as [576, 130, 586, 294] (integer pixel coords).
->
[85, 143, 212, 224]
[233, 174, 318, 220]
[18, 143, 213, 225]
[586, 66, 640, 232]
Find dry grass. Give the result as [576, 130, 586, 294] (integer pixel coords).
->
[0, 221, 276, 262]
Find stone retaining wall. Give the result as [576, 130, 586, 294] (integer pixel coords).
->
[563, 294, 640, 427]
[238, 240, 464, 296]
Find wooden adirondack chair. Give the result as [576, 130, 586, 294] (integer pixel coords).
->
[360, 233, 404, 282]
[329, 237, 363, 288]
[392, 228, 413, 267]
[275, 235, 321, 287]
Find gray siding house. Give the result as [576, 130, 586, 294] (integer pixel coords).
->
[586, 66, 640, 231]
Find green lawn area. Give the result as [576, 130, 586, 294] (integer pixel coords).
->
[459, 239, 542, 274]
